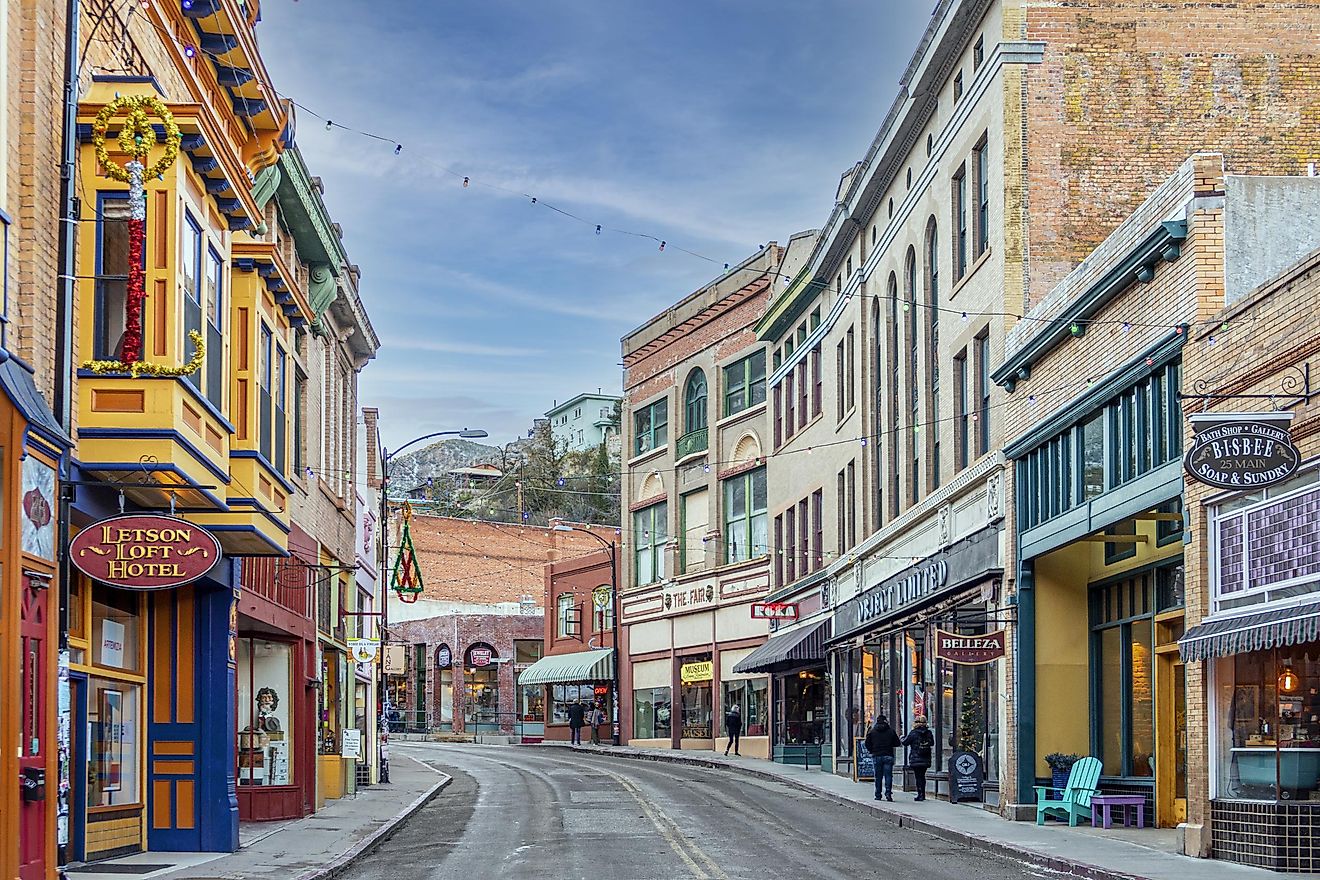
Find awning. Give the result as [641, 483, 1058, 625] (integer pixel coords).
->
[516, 648, 614, 686]
[732, 620, 830, 674]
[1179, 601, 1320, 663]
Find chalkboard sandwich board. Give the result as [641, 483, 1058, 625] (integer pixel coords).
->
[854, 737, 876, 782]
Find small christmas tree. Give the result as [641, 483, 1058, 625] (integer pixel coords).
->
[957, 685, 985, 754]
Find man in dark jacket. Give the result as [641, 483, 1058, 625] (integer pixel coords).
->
[902, 716, 935, 801]
[566, 700, 586, 745]
[724, 704, 743, 756]
[864, 715, 902, 801]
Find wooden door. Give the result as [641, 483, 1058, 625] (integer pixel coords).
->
[19, 574, 50, 880]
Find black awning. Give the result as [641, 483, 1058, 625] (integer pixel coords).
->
[732, 620, 830, 674]
[1179, 600, 1320, 663]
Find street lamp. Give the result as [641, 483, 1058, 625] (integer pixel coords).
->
[554, 523, 621, 746]
[377, 427, 487, 779]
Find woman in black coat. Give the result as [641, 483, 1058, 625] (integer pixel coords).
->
[901, 716, 935, 801]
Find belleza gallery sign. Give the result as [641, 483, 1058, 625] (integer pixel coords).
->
[70, 514, 220, 589]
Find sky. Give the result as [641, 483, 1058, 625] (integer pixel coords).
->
[256, 1, 932, 451]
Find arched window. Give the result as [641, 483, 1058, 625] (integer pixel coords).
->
[905, 246, 919, 507]
[925, 217, 941, 491]
[887, 272, 900, 520]
[684, 369, 708, 434]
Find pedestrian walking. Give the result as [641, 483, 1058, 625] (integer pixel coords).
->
[589, 701, 605, 745]
[724, 704, 743, 756]
[902, 716, 935, 801]
[567, 700, 586, 745]
[864, 715, 901, 801]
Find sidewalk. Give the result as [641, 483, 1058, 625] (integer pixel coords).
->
[66, 756, 449, 880]
[540, 742, 1306, 880]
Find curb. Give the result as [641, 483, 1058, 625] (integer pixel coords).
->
[295, 765, 452, 880]
[543, 744, 1149, 880]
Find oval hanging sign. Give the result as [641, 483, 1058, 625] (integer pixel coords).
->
[1184, 414, 1300, 491]
[70, 514, 220, 590]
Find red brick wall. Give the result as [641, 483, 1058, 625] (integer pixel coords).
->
[1021, 0, 1320, 306]
[545, 547, 616, 654]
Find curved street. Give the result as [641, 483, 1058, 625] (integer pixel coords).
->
[356, 744, 1049, 880]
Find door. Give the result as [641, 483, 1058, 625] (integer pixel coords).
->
[70, 674, 88, 862]
[19, 573, 50, 880]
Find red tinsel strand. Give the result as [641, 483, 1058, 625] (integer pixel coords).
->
[122, 218, 146, 364]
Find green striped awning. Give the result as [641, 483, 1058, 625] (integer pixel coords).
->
[517, 648, 615, 686]
[1179, 601, 1320, 663]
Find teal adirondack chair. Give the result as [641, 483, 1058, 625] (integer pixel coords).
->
[1035, 757, 1102, 826]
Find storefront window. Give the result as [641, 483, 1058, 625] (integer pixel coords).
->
[237, 638, 294, 787]
[633, 687, 672, 739]
[514, 641, 545, 723]
[552, 684, 599, 723]
[722, 679, 768, 737]
[88, 679, 140, 807]
[1092, 569, 1158, 777]
[465, 668, 499, 727]
[1215, 644, 1320, 800]
[781, 670, 827, 744]
[439, 669, 454, 726]
[92, 583, 141, 672]
[319, 650, 341, 754]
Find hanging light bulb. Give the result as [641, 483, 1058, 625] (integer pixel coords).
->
[530, 197, 537, 205]
[1208, 335, 1216, 347]
[1028, 394, 1037, 405]
[1146, 357, 1155, 367]
[659, 241, 666, 252]
[596, 225, 602, 235]
[1122, 322, 1131, 333]
[462, 176, 470, 188]
[394, 144, 403, 155]
[960, 311, 968, 322]
[325, 119, 333, 131]
[1280, 666, 1300, 694]
[183, 44, 196, 58]
[1069, 322, 1082, 336]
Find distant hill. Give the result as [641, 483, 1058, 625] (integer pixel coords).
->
[387, 438, 508, 494]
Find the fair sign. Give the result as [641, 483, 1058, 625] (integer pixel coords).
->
[1185, 412, 1299, 490]
[934, 629, 1006, 665]
[70, 514, 220, 590]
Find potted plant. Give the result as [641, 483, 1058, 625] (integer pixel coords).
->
[1044, 753, 1081, 799]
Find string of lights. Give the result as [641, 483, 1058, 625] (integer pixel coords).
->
[116, 2, 1242, 343]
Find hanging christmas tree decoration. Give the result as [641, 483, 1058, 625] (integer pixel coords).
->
[391, 502, 424, 603]
[84, 95, 204, 378]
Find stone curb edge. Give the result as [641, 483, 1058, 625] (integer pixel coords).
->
[548, 744, 1147, 880]
[296, 770, 452, 880]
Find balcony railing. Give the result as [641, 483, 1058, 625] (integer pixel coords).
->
[676, 427, 708, 458]
[240, 557, 312, 618]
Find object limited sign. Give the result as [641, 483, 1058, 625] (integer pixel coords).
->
[349, 639, 380, 664]
[680, 661, 713, 683]
[70, 514, 220, 590]
[469, 647, 492, 668]
[934, 629, 1006, 665]
[1185, 413, 1299, 490]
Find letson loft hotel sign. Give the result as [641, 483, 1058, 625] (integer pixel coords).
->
[1184, 412, 1300, 490]
[70, 514, 220, 589]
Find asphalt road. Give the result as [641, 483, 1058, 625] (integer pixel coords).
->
[348, 743, 1058, 880]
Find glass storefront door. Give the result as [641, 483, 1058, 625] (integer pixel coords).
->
[781, 669, 827, 744]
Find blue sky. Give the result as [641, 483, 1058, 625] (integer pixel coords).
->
[257, 1, 931, 450]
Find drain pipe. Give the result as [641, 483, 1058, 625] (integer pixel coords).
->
[54, 0, 80, 867]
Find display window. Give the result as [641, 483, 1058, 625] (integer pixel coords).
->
[680, 654, 713, 739]
[88, 678, 140, 807]
[551, 684, 600, 723]
[633, 687, 672, 739]
[722, 679, 768, 736]
[319, 650, 342, 755]
[92, 582, 142, 673]
[1213, 643, 1320, 801]
[781, 669, 827, 744]
[465, 667, 499, 726]
[237, 638, 294, 787]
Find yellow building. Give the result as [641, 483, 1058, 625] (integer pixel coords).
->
[66, 0, 307, 859]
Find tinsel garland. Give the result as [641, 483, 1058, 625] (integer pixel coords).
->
[90, 95, 181, 185]
[82, 330, 205, 378]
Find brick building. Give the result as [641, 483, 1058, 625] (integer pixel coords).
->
[1, 2, 77, 879]
[384, 515, 613, 737]
[738, 0, 1320, 811]
[619, 245, 777, 758]
[1177, 204, 1320, 869]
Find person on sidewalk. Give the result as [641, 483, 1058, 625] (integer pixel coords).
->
[589, 701, 606, 745]
[864, 715, 901, 801]
[902, 716, 935, 801]
[724, 704, 743, 756]
[567, 700, 586, 745]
